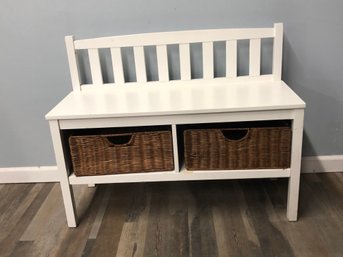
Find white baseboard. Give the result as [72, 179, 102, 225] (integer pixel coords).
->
[0, 155, 342, 184]
[301, 155, 343, 173]
[0, 166, 60, 184]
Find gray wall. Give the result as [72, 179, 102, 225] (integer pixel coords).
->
[1, 0, 343, 167]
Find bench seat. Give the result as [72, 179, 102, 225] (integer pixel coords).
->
[46, 80, 305, 120]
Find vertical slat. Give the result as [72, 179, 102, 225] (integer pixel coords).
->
[179, 43, 191, 80]
[249, 38, 261, 76]
[156, 45, 169, 82]
[226, 40, 237, 78]
[133, 46, 147, 83]
[203, 42, 214, 79]
[88, 48, 103, 85]
[110, 47, 125, 84]
[273, 23, 283, 80]
[65, 36, 81, 91]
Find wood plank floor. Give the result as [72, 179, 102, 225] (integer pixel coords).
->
[0, 173, 342, 257]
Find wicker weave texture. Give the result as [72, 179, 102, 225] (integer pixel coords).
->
[184, 127, 291, 170]
[69, 131, 174, 176]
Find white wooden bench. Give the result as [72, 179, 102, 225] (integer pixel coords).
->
[46, 23, 305, 227]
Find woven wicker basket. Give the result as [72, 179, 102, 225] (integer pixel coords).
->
[69, 131, 174, 176]
[184, 127, 291, 170]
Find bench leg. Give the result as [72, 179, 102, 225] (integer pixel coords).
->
[287, 169, 301, 221]
[287, 109, 304, 221]
[59, 179, 77, 227]
[49, 120, 78, 227]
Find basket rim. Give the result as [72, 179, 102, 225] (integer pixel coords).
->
[69, 130, 171, 139]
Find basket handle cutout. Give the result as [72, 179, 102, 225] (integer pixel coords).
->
[221, 129, 249, 141]
[104, 134, 134, 146]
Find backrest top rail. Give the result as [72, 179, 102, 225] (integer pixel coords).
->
[74, 27, 275, 49]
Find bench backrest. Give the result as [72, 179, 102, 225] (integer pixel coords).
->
[66, 23, 283, 91]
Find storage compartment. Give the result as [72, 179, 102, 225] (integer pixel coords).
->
[69, 128, 174, 176]
[184, 124, 291, 170]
